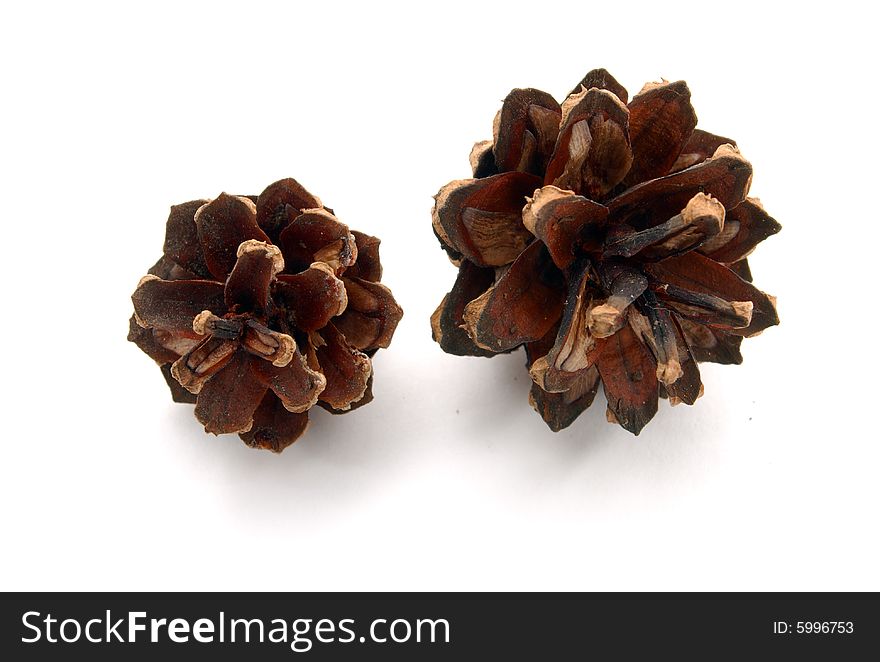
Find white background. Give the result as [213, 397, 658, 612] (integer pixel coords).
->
[2, 1, 878, 591]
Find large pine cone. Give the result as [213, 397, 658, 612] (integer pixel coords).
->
[129, 178, 402, 452]
[431, 69, 780, 435]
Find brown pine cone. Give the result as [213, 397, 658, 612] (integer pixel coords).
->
[431, 69, 780, 435]
[129, 178, 402, 452]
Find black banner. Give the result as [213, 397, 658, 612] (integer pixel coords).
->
[1, 592, 876, 659]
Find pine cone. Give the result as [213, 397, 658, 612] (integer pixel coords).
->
[431, 69, 780, 435]
[129, 178, 402, 452]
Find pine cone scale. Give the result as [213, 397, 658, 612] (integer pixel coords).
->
[132, 277, 226, 338]
[661, 317, 702, 406]
[430, 261, 496, 357]
[128, 314, 180, 365]
[278, 208, 357, 274]
[193, 349, 270, 435]
[345, 231, 382, 281]
[462, 240, 565, 352]
[522, 186, 608, 269]
[274, 264, 347, 332]
[700, 199, 781, 264]
[194, 194, 268, 280]
[252, 351, 326, 415]
[596, 323, 659, 435]
[525, 320, 602, 431]
[607, 144, 752, 230]
[645, 252, 778, 337]
[670, 129, 736, 173]
[241, 394, 309, 452]
[336, 277, 403, 351]
[545, 87, 632, 197]
[493, 89, 561, 175]
[163, 200, 212, 278]
[223, 240, 283, 313]
[255, 178, 322, 237]
[622, 80, 698, 188]
[528, 257, 594, 393]
[433, 172, 542, 268]
[568, 68, 629, 103]
[314, 323, 372, 411]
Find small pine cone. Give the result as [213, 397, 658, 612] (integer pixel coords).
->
[431, 69, 780, 435]
[129, 178, 402, 452]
